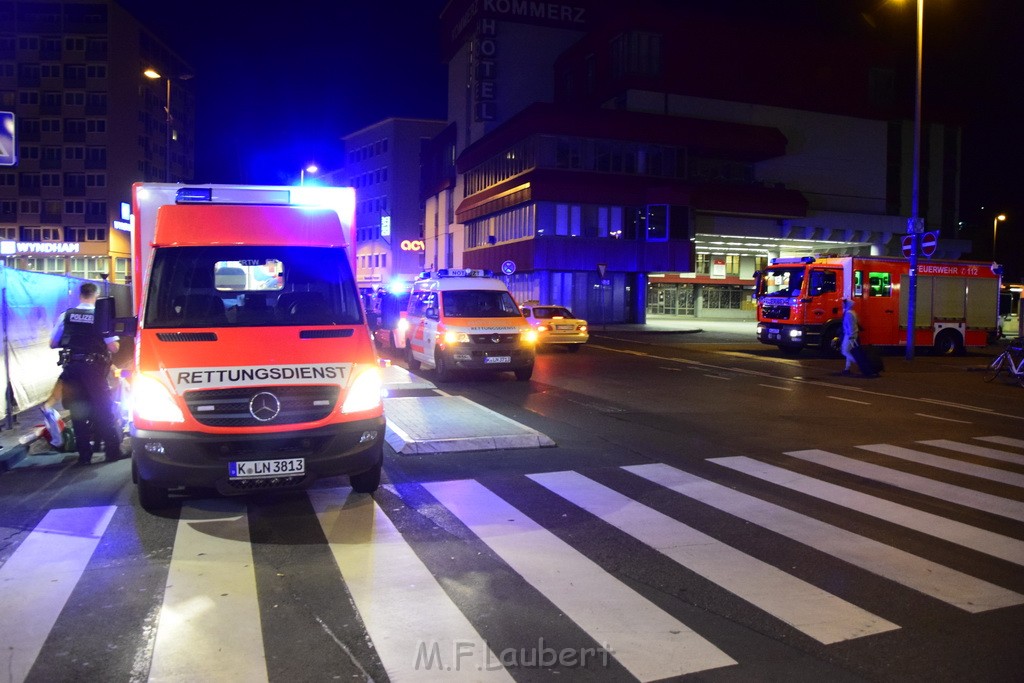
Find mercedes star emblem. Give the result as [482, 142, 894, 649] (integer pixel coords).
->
[249, 392, 281, 422]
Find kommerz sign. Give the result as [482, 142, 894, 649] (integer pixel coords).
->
[1, 241, 82, 255]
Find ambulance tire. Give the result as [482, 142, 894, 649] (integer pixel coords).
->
[350, 444, 383, 493]
[514, 364, 534, 381]
[406, 344, 421, 372]
[434, 350, 452, 382]
[136, 473, 170, 511]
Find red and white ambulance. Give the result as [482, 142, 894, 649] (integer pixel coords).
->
[399, 269, 536, 381]
[128, 183, 385, 510]
[755, 255, 1001, 355]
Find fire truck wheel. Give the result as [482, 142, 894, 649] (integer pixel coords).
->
[820, 324, 842, 357]
[350, 445, 383, 494]
[405, 344, 420, 372]
[933, 329, 964, 356]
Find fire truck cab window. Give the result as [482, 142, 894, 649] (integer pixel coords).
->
[808, 269, 837, 297]
[761, 268, 805, 297]
[868, 272, 892, 297]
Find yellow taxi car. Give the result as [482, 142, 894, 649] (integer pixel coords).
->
[520, 302, 588, 351]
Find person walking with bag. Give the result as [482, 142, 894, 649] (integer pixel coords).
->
[840, 298, 859, 376]
[49, 282, 123, 465]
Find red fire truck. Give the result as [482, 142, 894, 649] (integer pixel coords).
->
[755, 256, 1001, 355]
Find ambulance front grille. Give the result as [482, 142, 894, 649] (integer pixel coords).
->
[184, 386, 340, 427]
[469, 333, 520, 345]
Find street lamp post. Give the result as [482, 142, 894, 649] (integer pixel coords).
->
[992, 213, 1007, 260]
[300, 164, 318, 185]
[905, 0, 924, 361]
[144, 69, 192, 182]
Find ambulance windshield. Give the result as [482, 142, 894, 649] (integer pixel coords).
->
[441, 290, 520, 318]
[144, 246, 363, 328]
[759, 267, 805, 298]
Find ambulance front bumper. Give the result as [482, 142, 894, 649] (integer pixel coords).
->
[131, 415, 385, 495]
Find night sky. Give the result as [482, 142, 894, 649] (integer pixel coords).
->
[117, 0, 1022, 277]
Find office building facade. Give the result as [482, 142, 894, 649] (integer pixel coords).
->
[424, 0, 962, 322]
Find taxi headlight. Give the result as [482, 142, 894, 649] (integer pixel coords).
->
[522, 329, 538, 344]
[342, 366, 383, 414]
[443, 330, 471, 344]
[131, 373, 185, 423]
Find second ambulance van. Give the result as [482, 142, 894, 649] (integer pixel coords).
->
[401, 269, 536, 381]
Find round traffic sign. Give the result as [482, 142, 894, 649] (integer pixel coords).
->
[921, 231, 938, 257]
[901, 235, 914, 258]
[500, 260, 516, 275]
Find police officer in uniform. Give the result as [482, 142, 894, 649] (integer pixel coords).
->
[49, 282, 122, 465]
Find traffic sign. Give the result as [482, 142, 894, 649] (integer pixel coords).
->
[921, 231, 938, 257]
[597, 262, 607, 278]
[500, 260, 516, 275]
[901, 234, 914, 258]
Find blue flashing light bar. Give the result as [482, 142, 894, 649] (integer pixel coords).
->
[770, 256, 816, 265]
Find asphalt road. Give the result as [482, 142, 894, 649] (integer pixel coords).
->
[1, 328, 1022, 682]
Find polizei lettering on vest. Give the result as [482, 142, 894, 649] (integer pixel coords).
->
[172, 363, 353, 391]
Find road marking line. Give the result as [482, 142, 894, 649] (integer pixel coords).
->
[625, 463, 1023, 612]
[530, 471, 898, 643]
[712, 456, 1024, 566]
[918, 439, 1024, 466]
[590, 344, 1024, 421]
[858, 444, 1024, 488]
[425, 478, 736, 680]
[150, 501, 267, 683]
[0, 506, 115, 682]
[785, 449, 1024, 523]
[310, 487, 511, 681]
[976, 436, 1024, 449]
[914, 413, 972, 423]
[759, 384, 793, 391]
[704, 374, 730, 380]
[829, 396, 871, 405]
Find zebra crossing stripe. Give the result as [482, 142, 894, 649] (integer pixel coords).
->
[528, 471, 898, 644]
[711, 456, 1024, 567]
[857, 444, 1024, 488]
[918, 439, 1024, 467]
[308, 487, 512, 681]
[149, 502, 268, 683]
[624, 463, 1024, 612]
[785, 449, 1024, 523]
[0, 506, 115, 683]
[976, 436, 1024, 449]
[424, 479, 737, 680]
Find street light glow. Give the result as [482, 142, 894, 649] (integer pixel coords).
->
[993, 213, 1007, 260]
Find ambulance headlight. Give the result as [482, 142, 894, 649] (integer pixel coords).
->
[342, 366, 383, 414]
[131, 374, 185, 423]
[443, 330, 471, 344]
[521, 330, 538, 344]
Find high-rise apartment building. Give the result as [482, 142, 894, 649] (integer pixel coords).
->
[0, 0, 194, 285]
